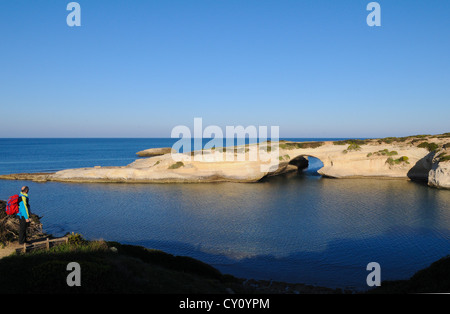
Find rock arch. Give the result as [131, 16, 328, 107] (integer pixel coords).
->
[288, 154, 325, 173]
[264, 154, 326, 178]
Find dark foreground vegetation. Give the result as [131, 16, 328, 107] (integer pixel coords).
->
[0, 238, 342, 294]
[0, 236, 448, 294]
[0, 239, 235, 294]
[368, 255, 450, 294]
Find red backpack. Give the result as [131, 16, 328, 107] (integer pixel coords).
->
[6, 194, 20, 215]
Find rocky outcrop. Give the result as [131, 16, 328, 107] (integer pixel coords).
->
[0, 133, 449, 189]
[0, 173, 54, 182]
[428, 162, 450, 189]
[427, 147, 450, 189]
[136, 147, 175, 157]
[0, 200, 46, 244]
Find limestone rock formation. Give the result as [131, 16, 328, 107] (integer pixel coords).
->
[428, 147, 450, 189]
[136, 147, 175, 157]
[0, 133, 449, 189]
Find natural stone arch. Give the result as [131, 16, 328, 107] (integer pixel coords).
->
[288, 154, 325, 173]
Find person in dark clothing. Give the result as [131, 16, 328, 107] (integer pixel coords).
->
[17, 186, 31, 244]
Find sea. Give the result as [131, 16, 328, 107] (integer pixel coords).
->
[0, 138, 449, 291]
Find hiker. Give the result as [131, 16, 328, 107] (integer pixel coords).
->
[17, 186, 31, 244]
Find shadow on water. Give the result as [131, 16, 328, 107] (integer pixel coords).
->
[261, 156, 324, 183]
[126, 225, 450, 291]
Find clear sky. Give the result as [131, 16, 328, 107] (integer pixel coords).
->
[0, 0, 449, 138]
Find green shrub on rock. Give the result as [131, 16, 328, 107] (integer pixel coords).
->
[386, 156, 410, 165]
[417, 142, 439, 152]
[168, 162, 184, 169]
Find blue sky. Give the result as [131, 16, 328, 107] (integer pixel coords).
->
[0, 0, 449, 138]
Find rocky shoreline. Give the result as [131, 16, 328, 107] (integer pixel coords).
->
[0, 200, 47, 244]
[0, 133, 449, 189]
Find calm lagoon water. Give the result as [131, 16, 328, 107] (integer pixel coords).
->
[0, 138, 449, 290]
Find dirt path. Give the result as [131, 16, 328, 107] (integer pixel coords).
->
[0, 242, 22, 259]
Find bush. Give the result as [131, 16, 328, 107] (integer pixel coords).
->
[386, 156, 410, 165]
[417, 142, 439, 152]
[67, 232, 87, 246]
[378, 135, 430, 144]
[347, 143, 361, 151]
[298, 142, 324, 149]
[382, 149, 398, 156]
[168, 162, 184, 169]
[334, 139, 370, 146]
[280, 142, 323, 150]
[437, 153, 450, 162]
[378, 137, 398, 144]
[369, 149, 398, 157]
[431, 132, 450, 139]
